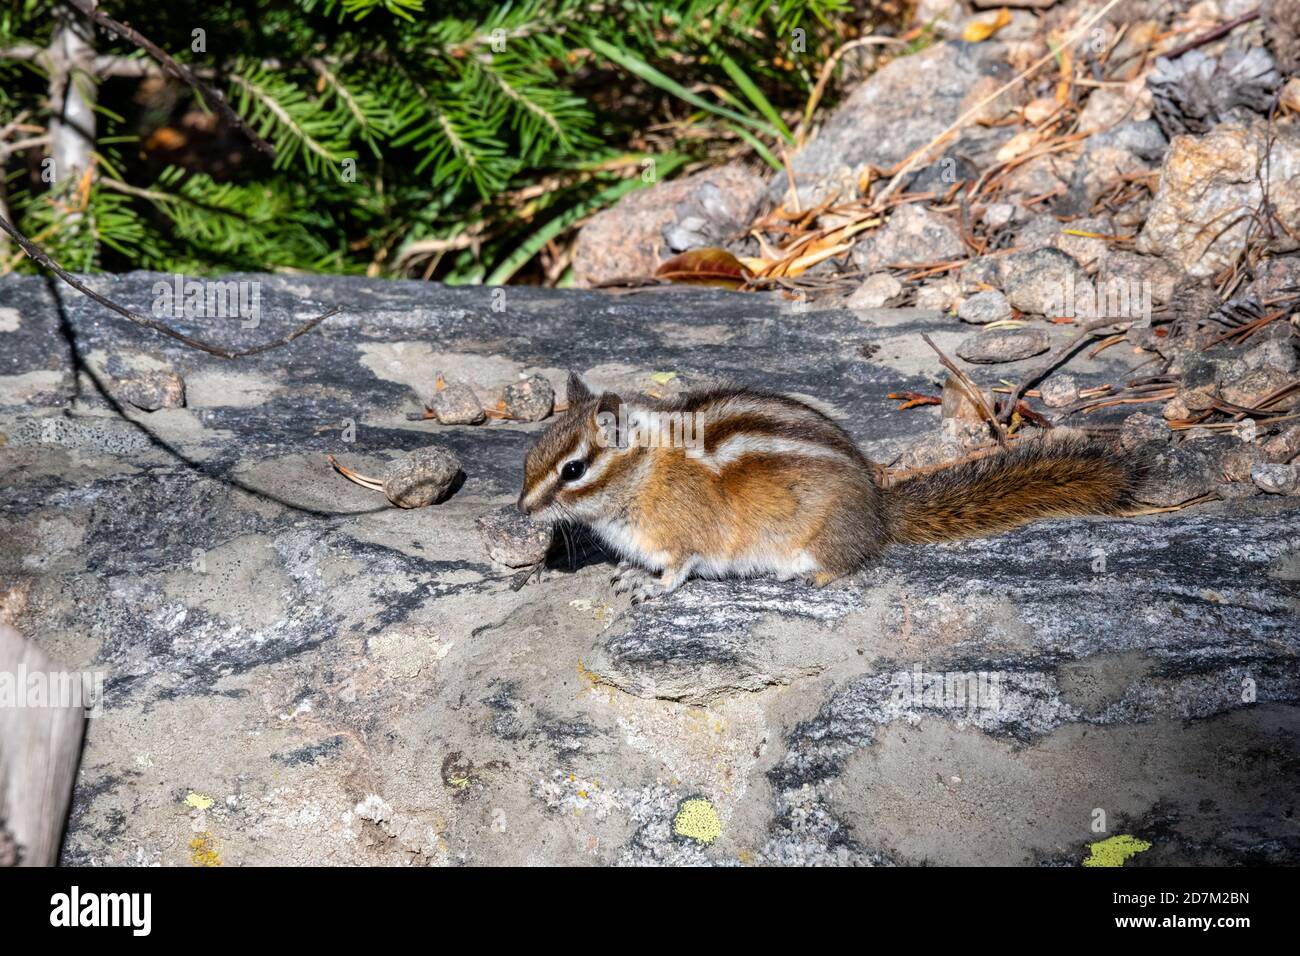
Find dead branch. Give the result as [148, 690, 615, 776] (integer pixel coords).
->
[63, 0, 276, 159]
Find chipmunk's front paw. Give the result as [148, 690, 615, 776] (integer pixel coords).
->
[628, 579, 674, 605]
[804, 570, 841, 588]
[611, 562, 652, 595]
[626, 564, 691, 605]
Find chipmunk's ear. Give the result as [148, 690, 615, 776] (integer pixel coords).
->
[596, 391, 622, 416]
[566, 371, 592, 404]
[593, 391, 625, 448]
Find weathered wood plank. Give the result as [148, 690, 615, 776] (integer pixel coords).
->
[0, 623, 86, 866]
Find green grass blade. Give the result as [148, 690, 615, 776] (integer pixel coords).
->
[712, 46, 794, 144]
[725, 122, 782, 172]
[586, 37, 778, 139]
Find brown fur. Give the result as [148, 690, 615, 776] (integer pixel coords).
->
[883, 431, 1148, 545]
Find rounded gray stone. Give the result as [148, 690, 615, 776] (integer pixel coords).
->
[1039, 373, 1080, 408]
[504, 374, 555, 422]
[957, 290, 1012, 325]
[109, 369, 186, 411]
[1120, 411, 1171, 451]
[430, 381, 485, 425]
[382, 446, 462, 508]
[1251, 462, 1300, 495]
[1000, 247, 1082, 315]
[476, 506, 552, 567]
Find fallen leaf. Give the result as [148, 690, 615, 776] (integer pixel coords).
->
[962, 7, 1011, 43]
[656, 248, 753, 289]
[649, 371, 678, 385]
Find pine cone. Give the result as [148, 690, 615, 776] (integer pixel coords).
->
[1212, 294, 1268, 328]
[1149, 47, 1282, 137]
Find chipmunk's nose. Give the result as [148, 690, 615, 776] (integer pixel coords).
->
[516, 492, 534, 515]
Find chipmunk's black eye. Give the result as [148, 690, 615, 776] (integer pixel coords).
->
[560, 460, 586, 482]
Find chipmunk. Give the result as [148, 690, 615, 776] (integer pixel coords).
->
[518, 373, 1148, 602]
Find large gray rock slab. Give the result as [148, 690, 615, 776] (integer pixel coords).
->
[1, 272, 1297, 866]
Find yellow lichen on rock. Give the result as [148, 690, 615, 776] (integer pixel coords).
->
[1082, 834, 1151, 867]
[672, 797, 722, 846]
[189, 832, 222, 867]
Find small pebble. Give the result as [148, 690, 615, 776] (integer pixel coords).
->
[1162, 396, 1191, 421]
[914, 279, 959, 312]
[956, 327, 1050, 364]
[982, 203, 1016, 229]
[382, 446, 461, 508]
[1175, 386, 1215, 412]
[845, 273, 903, 309]
[1240, 337, 1297, 374]
[1136, 444, 1218, 507]
[476, 506, 553, 567]
[430, 380, 485, 425]
[1039, 374, 1079, 409]
[504, 374, 555, 422]
[957, 290, 1012, 325]
[999, 247, 1081, 315]
[1251, 463, 1300, 496]
[110, 370, 185, 411]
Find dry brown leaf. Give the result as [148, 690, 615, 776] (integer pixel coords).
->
[655, 248, 754, 289]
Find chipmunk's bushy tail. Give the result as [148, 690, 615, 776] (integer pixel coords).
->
[884, 433, 1149, 545]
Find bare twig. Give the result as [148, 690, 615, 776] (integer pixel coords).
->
[0, 212, 341, 359]
[63, 0, 276, 159]
[0, 135, 50, 158]
[997, 318, 1133, 424]
[1161, 9, 1260, 60]
[920, 333, 1008, 448]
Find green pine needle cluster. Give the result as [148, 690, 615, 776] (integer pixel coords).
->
[1, 0, 851, 283]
